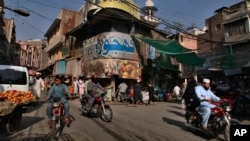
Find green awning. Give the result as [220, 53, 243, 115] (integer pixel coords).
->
[159, 61, 179, 72]
[134, 36, 206, 67]
[219, 47, 236, 69]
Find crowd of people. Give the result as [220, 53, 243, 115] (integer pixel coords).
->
[31, 72, 221, 131]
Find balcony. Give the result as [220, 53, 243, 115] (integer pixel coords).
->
[46, 36, 64, 52]
[70, 48, 82, 58]
[224, 32, 250, 44]
[223, 7, 250, 24]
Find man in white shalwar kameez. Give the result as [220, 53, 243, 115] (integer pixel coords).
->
[32, 72, 45, 99]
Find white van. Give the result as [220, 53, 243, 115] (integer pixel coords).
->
[0, 65, 30, 92]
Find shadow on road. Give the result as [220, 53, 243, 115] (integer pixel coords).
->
[162, 117, 215, 140]
[19, 116, 45, 131]
[168, 105, 182, 110]
[25, 101, 47, 113]
[168, 110, 184, 117]
[0, 116, 44, 141]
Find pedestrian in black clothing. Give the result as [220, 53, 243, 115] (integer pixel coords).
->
[133, 80, 143, 104]
[182, 77, 198, 110]
[147, 82, 155, 105]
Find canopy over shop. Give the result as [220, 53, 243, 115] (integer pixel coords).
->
[134, 36, 206, 67]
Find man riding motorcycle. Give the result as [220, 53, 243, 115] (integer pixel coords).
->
[195, 78, 220, 130]
[84, 75, 106, 114]
[47, 75, 72, 126]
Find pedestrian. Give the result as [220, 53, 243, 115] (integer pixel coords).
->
[147, 82, 155, 105]
[133, 79, 143, 104]
[78, 77, 85, 100]
[128, 86, 135, 104]
[173, 83, 181, 101]
[31, 72, 45, 100]
[73, 77, 78, 98]
[117, 81, 128, 103]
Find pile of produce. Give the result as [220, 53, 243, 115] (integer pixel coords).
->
[0, 90, 36, 104]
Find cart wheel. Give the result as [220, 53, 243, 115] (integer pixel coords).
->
[6, 111, 22, 135]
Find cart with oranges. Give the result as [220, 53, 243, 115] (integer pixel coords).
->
[0, 90, 36, 135]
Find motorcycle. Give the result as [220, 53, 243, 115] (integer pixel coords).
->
[185, 99, 240, 141]
[79, 93, 113, 122]
[49, 97, 66, 139]
[232, 90, 250, 116]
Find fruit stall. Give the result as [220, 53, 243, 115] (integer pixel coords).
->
[0, 90, 36, 134]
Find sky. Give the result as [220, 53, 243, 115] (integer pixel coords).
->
[4, 0, 242, 41]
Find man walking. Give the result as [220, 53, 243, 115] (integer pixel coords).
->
[117, 81, 128, 103]
[31, 72, 45, 100]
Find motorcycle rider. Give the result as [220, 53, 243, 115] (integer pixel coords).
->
[47, 75, 72, 126]
[84, 74, 106, 114]
[195, 78, 220, 130]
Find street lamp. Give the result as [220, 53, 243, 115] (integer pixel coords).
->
[4, 6, 30, 17]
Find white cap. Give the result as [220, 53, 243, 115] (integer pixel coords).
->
[36, 72, 41, 75]
[203, 78, 210, 83]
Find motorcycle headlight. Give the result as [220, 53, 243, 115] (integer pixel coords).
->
[52, 102, 59, 107]
[224, 106, 231, 112]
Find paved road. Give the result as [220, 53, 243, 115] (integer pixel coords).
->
[1, 94, 249, 141]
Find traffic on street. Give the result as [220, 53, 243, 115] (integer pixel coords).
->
[0, 92, 249, 141]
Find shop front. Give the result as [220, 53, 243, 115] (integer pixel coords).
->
[80, 32, 141, 100]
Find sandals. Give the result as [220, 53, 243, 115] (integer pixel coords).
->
[64, 117, 70, 126]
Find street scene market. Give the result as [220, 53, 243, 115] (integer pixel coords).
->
[0, 0, 250, 141]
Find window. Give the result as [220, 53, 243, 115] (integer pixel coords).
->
[180, 35, 183, 42]
[227, 20, 246, 36]
[0, 69, 27, 85]
[215, 24, 221, 32]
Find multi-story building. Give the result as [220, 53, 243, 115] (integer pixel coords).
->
[41, 0, 173, 98]
[18, 39, 44, 75]
[0, 0, 6, 64]
[43, 8, 83, 75]
[223, 0, 250, 73]
[196, 7, 226, 77]
[67, 0, 167, 81]
[178, 27, 205, 78]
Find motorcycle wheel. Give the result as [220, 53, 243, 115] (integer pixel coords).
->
[223, 121, 239, 141]
[81, 102, 88, 115]
[51, 120, 59, 139]
[101, 108, 113, 122]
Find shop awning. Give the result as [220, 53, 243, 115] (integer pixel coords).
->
[159, 61, 179, 72]
[219, 47, 235, 69]
[134, 36, 206, 67]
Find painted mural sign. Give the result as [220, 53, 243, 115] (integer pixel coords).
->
[82, 32, 139, 62]
[81, 59, 141, 79]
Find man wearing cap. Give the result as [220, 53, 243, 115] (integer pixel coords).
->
[195, 78, 220, 130]
[31, 72, 45, 100]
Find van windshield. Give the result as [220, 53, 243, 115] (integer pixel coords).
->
[0, 69, 27, 85]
